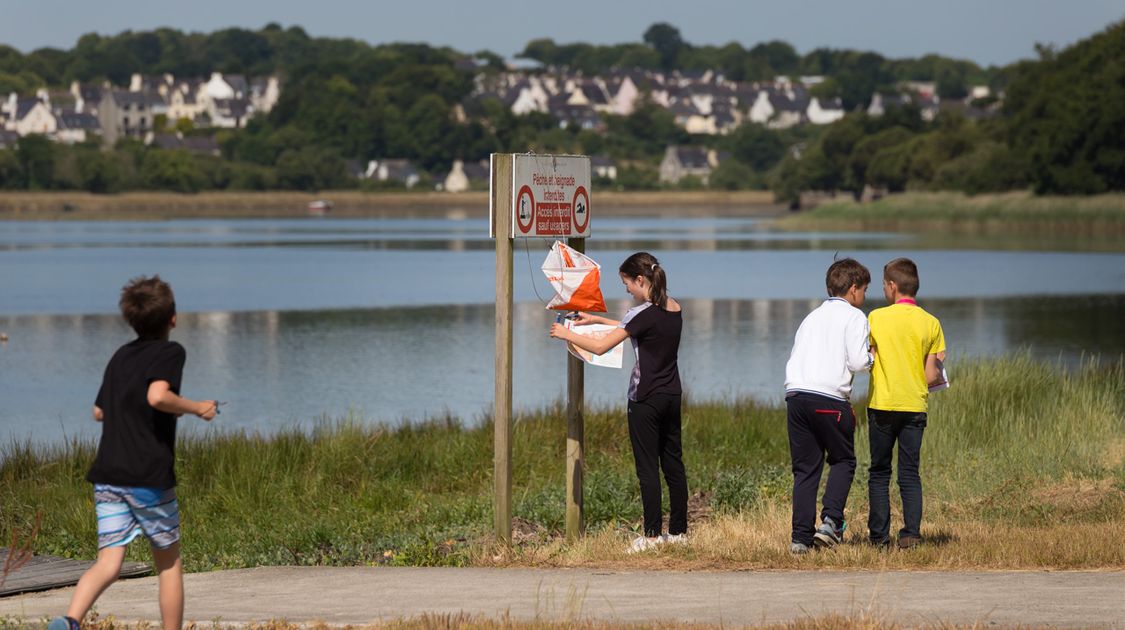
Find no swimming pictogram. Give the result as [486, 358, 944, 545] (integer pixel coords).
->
[516, 185, 535, 234]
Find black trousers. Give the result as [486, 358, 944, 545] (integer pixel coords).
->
[627, 393, 688, 537]
[867, 408, 927, 541]
[786, 392, 857, 545]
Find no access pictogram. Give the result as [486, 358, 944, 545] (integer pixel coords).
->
[516, 185, 535, 234]
[572, 186, 590, 233]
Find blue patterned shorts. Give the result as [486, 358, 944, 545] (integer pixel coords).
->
[94, 484, 180, 550]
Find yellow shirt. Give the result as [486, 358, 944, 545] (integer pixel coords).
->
[868, 301, 946, 413]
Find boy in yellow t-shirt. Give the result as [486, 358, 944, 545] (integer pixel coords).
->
[866, 258, 946, 549]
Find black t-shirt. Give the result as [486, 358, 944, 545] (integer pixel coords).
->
[621, 302, 683, 401]
[87, 339, 186, 489]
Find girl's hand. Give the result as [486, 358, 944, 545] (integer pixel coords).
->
[571, 312, 598, 326]
[549, 323, 570, 340]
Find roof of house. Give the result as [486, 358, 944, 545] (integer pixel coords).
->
[378, 159, 419, 179]
[109, 91, 167, 107]
[461, 160, 490, 180]
[224, 74, 249, 96]
[56, 110, 100, 130]
[213, 98, 251, 118]
[669, 146, 710, 170]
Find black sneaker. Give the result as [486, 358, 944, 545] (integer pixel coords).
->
[812, 516, 845, 548]
[897, 534, 923, 549]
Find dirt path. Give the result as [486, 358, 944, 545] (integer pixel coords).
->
[2, 566, 1122, 627]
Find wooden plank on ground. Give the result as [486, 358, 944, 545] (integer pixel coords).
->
[0, 548, 150, 597]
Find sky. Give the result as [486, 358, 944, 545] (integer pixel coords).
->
[3, 0, 1123, 67]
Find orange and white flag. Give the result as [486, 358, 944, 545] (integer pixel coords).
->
[541, 240, 607, 313]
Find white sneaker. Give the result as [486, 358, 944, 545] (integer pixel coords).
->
[627, 535, 662, 553]
[663, 533, 687, 545]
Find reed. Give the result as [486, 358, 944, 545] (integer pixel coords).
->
[785, 191, 1125, 238]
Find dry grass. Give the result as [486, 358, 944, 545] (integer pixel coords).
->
[474, 499, 1125, 572]
[0, 191, 779, 221]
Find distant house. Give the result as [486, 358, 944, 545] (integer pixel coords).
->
[659, 145, 724, 185]
[364, 159, 421, 188]
[807, 97, 845, 125]
[55, 110, 100, 144]
[208, 98, 252, 128]
[590, 155, 617, 181]
[867, 92, 910, 117]
[167, 82, 207, 123]
[69, 81, 103, 115]
[443, 159, 490, 192]
[250, 76, 282, 115]
[509, 79, 550, 115]
[606, 74, 640, 116]
[98, 90, 167, 145]
[7, 97, 56, 136]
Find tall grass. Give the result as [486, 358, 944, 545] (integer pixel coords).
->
[2, 355, 1122, 572]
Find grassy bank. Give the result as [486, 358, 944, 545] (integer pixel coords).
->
[785, 191, 1125, 236]
[0, 191, 779, 221]
[2, 354, 1123, 572]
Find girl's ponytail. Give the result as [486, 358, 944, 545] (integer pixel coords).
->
[619, 252, 669, 309]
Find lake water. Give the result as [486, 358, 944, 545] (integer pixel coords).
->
[2, 216, 1123, 443]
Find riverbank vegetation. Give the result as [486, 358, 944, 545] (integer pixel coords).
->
[783, 191, 1125, 240]
[0, 190, 778, 220]
[2, 354, 1122, 572]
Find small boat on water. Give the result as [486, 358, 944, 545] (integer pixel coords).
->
[307, 199, 333, 216]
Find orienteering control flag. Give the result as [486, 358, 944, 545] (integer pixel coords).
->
[541, 240, 607, 313]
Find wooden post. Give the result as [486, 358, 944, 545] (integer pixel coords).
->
[492, 153, 514, 544]
[565, 237, 586, 540]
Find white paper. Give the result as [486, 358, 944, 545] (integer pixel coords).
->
[565, 322, 624, 369]
[928, 366, 950, 393]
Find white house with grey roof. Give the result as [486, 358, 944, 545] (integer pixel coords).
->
[97, 90, 167, 145]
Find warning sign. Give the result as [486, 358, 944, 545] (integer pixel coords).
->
[508, 155, 592, 238]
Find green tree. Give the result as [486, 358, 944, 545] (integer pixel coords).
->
[643, 23, 686, 71]
[845, 126, 914, 192]
[16, 135, 56, 189]
[140, 149, 206, 192]
[726, 124, 785, 172]
[1004, 19, 1125, 193]
[0, 149, 23, 189]
[709, 159, 758, 190]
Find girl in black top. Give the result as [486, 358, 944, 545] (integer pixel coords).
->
[550, 252, 687, 553]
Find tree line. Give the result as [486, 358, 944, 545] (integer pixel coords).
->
[0, 20, 1120, 196]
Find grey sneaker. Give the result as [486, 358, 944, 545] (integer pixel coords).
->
[813, 516, 845, 548]
[48, 617, 80, 630]
[789, 542, 811, 555]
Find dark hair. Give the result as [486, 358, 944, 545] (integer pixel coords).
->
[619, 252, 668, 308]
[826, 258, 871, 297]
[119, 275, 176, 339]
[884, 257, 920, 296]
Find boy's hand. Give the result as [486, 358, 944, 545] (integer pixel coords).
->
[197, 400, 218, 421]
[549, 323, 571, 340]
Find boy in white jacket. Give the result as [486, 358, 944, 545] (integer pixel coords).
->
[783, 258, 873, 554]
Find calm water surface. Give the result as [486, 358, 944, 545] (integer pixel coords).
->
[2, 217, 1123, 443]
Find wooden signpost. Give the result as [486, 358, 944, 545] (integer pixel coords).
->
[490, 153, 592, 543]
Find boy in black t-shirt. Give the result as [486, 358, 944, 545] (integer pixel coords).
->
[51, 276, 217, 630]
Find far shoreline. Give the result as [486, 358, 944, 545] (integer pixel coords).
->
[0, 190, 784, 221]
